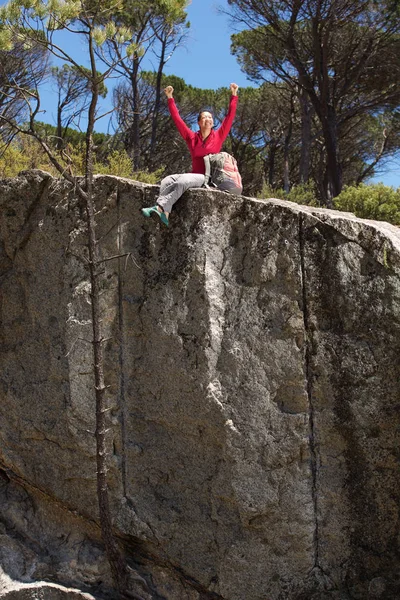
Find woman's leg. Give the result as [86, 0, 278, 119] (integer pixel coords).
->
[158, 174, 176, 198]
[157, 173, 205, 214]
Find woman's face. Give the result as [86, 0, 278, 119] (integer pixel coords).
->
[198, 111, 214, 128]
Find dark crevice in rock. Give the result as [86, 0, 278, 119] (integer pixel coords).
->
[0, 240, 13, 278]
[0, 467, 11, 483]
[0, 460, 100, 532]
[122, 536, 226, 600]
[0, 510, 49, 561]
[298, 214, 320, 571]
[117, 185, 128, 498]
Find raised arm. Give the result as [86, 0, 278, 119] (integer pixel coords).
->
[165, 85, 194, 142]
[217, 83, 239, 142]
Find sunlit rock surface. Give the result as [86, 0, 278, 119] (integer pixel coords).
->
[1, 170, 399, 599]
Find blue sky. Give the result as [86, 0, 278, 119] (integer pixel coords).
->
[163, 0, 248, 90]
[5, 0, 400, 187]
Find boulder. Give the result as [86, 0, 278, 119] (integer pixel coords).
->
[0, 171, 399, 599]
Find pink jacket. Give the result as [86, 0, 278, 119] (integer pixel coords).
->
[168, 96, 238, 174]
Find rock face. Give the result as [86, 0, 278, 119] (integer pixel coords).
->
[0, 170, 399, 600]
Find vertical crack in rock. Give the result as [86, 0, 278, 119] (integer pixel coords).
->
[298, 213, 320, 572]
[117, 185, 127, 497]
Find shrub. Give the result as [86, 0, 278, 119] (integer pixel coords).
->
[256, 182, 284, 200]
[0, 143, 30, 177]
[0, 137, 61, 177]
[94, 150, 165, 183]
[95, 149, 133, 178]
[131, 167, 165, 184]
[257, 181, 319, 206]
[0, 134, 165, 183]
[334, 183, 400, 225]
[286, 182, 320, 207]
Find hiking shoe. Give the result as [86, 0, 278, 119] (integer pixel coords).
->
[141, 205, 169, 227]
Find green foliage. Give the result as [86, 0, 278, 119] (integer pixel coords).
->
[33, 121, 110, 151]
[61, 142, 86, 175]
[257, 181, 400, 224]
[256, 182, 283, 200]
[0, 136, 57, 176]
[0, 142, 30, 176]
[334, 183, 400, 225]
[286, 183, 320, 207]
[117, 0, 188, 28]
[231, 27, 286, 83]
[0, 134, 166, 181]
[94, 149, 165, 181]
[0, 28, 13, 51]
[0, 0, 133, 53]
[257, 182, 320, 206]
[94, 149, 132, 177]
[131, 167, 165, 183]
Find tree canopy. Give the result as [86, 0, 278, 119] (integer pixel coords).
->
[228, 0, 400, 201]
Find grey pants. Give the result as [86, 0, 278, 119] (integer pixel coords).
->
[157, 173, 205, 213]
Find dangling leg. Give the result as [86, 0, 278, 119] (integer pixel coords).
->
[142, 173, 205, 226]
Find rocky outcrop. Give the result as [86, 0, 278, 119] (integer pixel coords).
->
[0, 170, 399, 599]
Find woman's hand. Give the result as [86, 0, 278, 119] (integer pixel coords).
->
[164, 86, 174, 98]
[230, 82, 239, 96]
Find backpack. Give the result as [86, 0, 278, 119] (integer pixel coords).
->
[203, 152, 243, 195]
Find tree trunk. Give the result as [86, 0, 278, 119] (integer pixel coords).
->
[123, 57, 141, 171]
[283, 95, 294, 193]
[266, 143, 277, 188]
[320, 107, 342, 204]
[297, 65, 342, 203]
[150, 37, 167, 166]
[131, 56, 141, 172]
[283, 136, 291, 193]
[56, 102, 63, 150]
[299, 87, 311, 184]
[85, 32, 130, 597]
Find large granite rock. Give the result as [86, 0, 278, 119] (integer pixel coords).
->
[0, 170, 399, 599]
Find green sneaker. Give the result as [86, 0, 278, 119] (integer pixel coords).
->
[141, 205, 169, 227]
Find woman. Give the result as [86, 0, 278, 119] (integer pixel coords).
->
[142, 82, 239, 227]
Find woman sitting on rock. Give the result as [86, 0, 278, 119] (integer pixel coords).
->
[141, 82, 239, 227]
